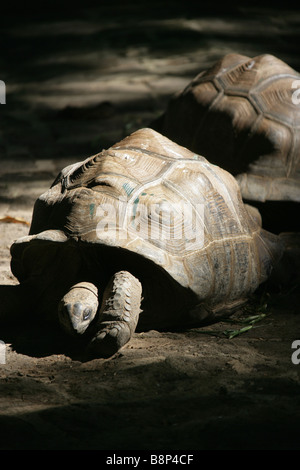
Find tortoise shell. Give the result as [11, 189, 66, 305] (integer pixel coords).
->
[152, 54, 300, 229]
[11, 129, 282, 329]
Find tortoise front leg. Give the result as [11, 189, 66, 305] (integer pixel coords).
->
[87, 271, 142, 358]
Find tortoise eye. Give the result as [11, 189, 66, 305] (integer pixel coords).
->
[83, 308, 92, 321]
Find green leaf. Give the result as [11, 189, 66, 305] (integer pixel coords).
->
[223, 325, 253, 339]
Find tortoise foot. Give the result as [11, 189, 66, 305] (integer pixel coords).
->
[87, 271, 142, 358]
[88, 320, 132, 357]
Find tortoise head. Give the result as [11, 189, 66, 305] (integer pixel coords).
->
[58, 282, 99, 336]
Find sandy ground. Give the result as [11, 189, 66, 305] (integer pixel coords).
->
[0, 3, 300, 451]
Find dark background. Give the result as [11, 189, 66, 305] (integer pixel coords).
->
[1, 1, 300, 162]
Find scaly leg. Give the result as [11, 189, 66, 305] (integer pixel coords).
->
[87, 271, 142, 358]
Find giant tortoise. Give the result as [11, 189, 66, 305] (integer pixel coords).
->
[1, 129, 283, 357]
[152, 53, 300, 232]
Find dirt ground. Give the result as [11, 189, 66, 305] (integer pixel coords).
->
[0, 3, 300, 451]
